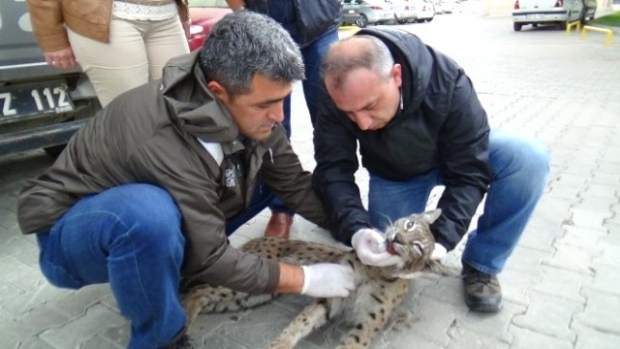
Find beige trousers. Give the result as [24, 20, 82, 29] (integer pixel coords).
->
[68, 16, 189, 107]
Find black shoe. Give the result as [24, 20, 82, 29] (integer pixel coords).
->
[161, 334, 194, 349]
[462, 263, 502, 313]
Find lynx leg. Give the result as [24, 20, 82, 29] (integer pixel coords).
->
[267, 299, 337, 349]
[335, 301, 398, 349]
[183, 285, 275, 330]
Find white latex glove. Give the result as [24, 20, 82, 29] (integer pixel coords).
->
[351, 228, 402, 267]
[301, 263, 355, 298]
[430, 243, 447, 261]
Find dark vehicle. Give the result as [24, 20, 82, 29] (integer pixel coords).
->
[0, 0, 101, 157]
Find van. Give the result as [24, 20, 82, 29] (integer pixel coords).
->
[512, 0, 596, 31]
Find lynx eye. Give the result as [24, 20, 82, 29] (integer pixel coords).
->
[413, 242, 425, 254]
[403, 219, 417, 231]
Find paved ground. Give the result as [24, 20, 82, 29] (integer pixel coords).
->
[1, 13, 620, 349]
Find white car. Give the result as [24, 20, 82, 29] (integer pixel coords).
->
[408, 0, 436, 22]
[512, 0, 585, 31]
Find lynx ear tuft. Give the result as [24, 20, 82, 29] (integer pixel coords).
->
[424, 209, 442, 224]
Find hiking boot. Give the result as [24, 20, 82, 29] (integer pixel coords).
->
[462, 263, 502, 313]
[161, 334, 194, 349]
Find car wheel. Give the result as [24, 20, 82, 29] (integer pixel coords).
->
[532, 23, 538, 28]
[579, 7, 587, 24]
[560, 13, 570, 30]
[44, 144, 66, 158]
[513, 22, 522, 31]
[427, 16, 434, 22]
[355, 14, 369, 28]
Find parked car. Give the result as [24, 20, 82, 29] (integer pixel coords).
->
[435, 0, 455, 14]
[0, 0, 101, 157]
[188, 0, 231, 51]
[389, 0, 417, 23]
[341, 0, 397, 28]
[512, 0, 588, 31]
[582, 0, 597, 22]
[408, 0, 436, 22]
[0, 0, 227, 158]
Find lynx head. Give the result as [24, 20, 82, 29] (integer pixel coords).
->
[383, 209, 442, 279]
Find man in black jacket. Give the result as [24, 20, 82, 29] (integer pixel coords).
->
[313, 28, 550, 312]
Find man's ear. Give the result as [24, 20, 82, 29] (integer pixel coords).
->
[391, 63, 402, 87]
[206, 80, 228, 102]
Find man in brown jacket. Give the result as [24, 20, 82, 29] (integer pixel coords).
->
[17, 12, 357, 349]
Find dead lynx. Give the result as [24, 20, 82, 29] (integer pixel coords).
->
[184, 209, 445, 349]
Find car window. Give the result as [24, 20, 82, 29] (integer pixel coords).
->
[188, 0, 229, 7]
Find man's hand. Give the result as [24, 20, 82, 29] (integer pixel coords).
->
[351, 228, 402, 267]
[301, 263, 355, 298]
[182, 20, 191, 39]
[44, 47, 77, 70]
[430, 243, 447, 261]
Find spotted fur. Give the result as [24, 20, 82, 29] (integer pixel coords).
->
[183, 209, 444, 349]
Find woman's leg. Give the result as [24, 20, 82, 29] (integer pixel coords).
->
[67, 18, 150, 106]
[144, 16, 190, 80]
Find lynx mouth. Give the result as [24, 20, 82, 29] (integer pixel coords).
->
[386, 241, 398, 256]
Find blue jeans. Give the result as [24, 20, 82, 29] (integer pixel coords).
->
[269, 28, 340, 214]
[36, 182, 274, 348]
[367, 131, 550, 274]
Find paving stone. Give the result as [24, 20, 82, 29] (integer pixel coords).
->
[591, 241, 620, 269]
[512, 291, 582, 342]
[573, 326, 620, 349]
[509, 326, 573, 349]
[39, 304, 126, 349]
[0, 234, 39, 267]
[591, 172, 620, 186]
[447, 326, 511, 349]
[399, 297, 462, 346]
[529, 265, 591, 304]
[569, 207, 612, 230]
[419, 274, 466, 308]
[50, 284, 113, 318]
[456, 301, 525, 344]
[555, 225, 607, 251]
[500, 269, 540, 307]
[98, 323, 130, 349]
[503, 246, 549, 275]
[543, 244, 597, 276]
[573, 288, 620, 336]
[211, 302, 299, 348]
[16, 337, 58, 349]
[588, 265, 620, 296]
[0, 303, 71, 348]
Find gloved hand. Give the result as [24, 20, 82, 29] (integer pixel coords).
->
[351, 228, 402, 267]
[430, 243, 447, 261]
[301, 263, 355, 298]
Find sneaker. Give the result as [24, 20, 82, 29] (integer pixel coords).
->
[462, 263, 502, 312]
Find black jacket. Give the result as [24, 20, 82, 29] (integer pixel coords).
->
[246, 0, 342, 47]
[313, 28, 491, 251]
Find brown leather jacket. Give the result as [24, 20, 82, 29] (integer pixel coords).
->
[18, 51, 331, 294]
[26, 0, 189, 52]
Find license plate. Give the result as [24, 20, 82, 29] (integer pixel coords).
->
[348, 10, 355, 13]
[0, 81, 75, 119]
[527, 14, 542, 20]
